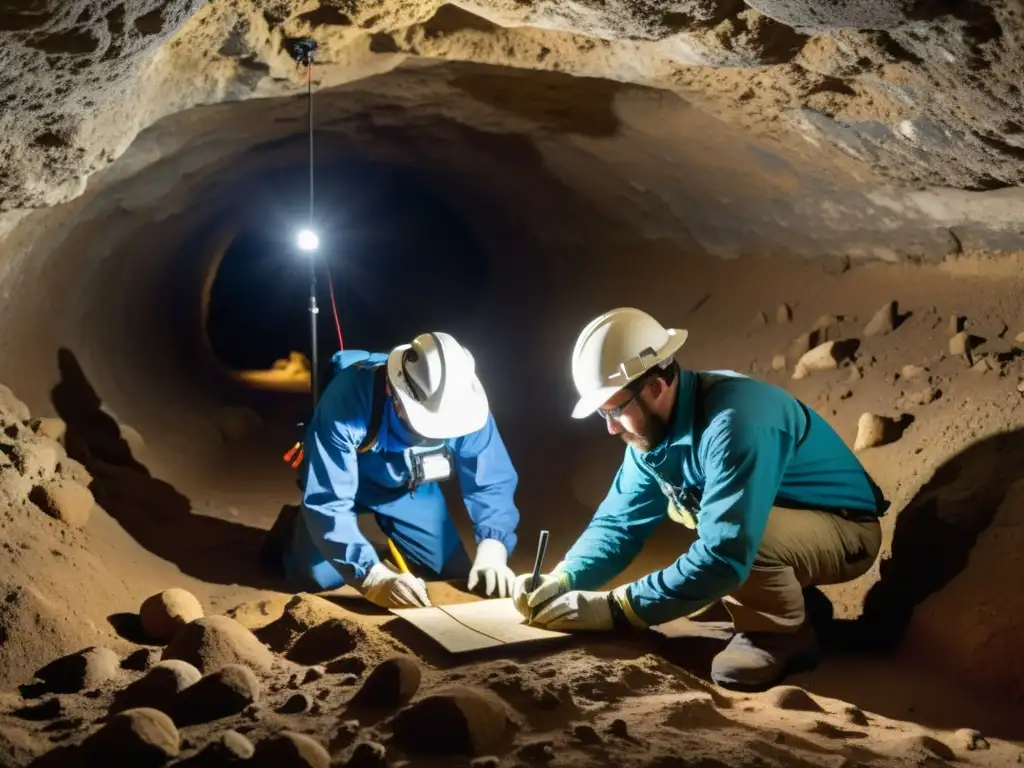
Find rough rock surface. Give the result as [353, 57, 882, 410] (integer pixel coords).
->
[1, 0, 1023, 256]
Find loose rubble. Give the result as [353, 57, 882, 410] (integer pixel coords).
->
[140, 589, 205, 642]
[162, 616, 274, 674]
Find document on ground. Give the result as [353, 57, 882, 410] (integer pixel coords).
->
[391, 598, 570, 653]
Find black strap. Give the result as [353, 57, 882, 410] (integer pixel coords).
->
[357, 365, 388, 454]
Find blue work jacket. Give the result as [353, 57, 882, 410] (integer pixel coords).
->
[560, 370, 886, 627]
[299, 350, 520, 585]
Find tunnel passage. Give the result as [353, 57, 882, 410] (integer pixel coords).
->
[0, 58, 1023, 712]
[204, 158, 492, 374]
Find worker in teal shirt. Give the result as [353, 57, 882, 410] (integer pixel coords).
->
[514, 308, 887, 692]
[263, 332, 521, 609]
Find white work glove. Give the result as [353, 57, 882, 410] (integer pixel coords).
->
[467, 539, 515, 598]
[531, 590, 614, 631]
[357, 562, 431, 609]
[511, 568, 572, 619]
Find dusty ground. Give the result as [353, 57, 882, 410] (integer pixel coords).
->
[1, 251, 1024, 766]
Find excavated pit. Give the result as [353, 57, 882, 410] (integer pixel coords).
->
[3, 1, 1024, 764]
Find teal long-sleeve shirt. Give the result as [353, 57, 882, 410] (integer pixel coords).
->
[560, 370, 886, 627]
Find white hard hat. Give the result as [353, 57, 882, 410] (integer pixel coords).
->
[570, 307, 688, 419]
[387, 332, 489, 440]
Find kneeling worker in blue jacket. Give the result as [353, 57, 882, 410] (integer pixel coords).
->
[513, 308, 888, 692]
[267, 331, 521, 609]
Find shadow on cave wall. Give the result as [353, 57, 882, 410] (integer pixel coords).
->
[50, 347, 282, 592]
[824, 427, 1024, 654]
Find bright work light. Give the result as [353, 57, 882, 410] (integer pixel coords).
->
[297, 228, 319, 252]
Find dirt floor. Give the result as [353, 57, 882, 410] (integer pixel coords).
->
[2, 252, 1024, 766]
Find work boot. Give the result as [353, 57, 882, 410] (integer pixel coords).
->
[711, 622, 820, 693]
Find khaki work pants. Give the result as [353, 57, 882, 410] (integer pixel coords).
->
[720, 507, 882, 634]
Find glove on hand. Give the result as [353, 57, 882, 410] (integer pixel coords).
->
[468, 539, 515, 598]
[530, 589, 614, 631]
[511, 568, 572, 619]
[358, 562, 431, 609]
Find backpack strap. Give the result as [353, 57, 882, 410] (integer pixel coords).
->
[357, 365, 389, 454]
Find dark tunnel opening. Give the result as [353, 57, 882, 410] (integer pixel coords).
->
[205, 159, 493, 374]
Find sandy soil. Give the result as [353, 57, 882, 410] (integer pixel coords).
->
[2, 253, 1024, 766]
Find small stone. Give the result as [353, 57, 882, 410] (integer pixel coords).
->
[608, 719, 630, 739]
[347, 741, 387, 768]
[901, 364, 926, 380]
[112, 660, 201, 715]
[29, 480, 93, 527]
[864, 301, 897, 337]
[278, 692, 312, 714]
[901, 387, 940, 407]
[351, 656, 421, 709]
[949, 331, 971, 357]
[83, 708, 179, 766]
[174, 665, 261, 726]
[848, 366, 862, 382]
[884, 372, 897, 385]
[162, 615, 273, 674]
[854, 413, 891, 451]
[286, 618, 364, 665]
[771, 355, 786, 371]
[749, 311, 768, 329]
[765, 685, 823, 712]
[953, 728, 989, 751]
[1017, 380, 1024, 394]
[252, 731, 330, 768]
[140, 589, 204, 642]
[949, 314, 964, 335]
[1015, 331, 1024, 345]
[776, 303, 792, 323]
[392, 685, 509, 756]
[36, 646, 119, 693]
[122, 648, 160, 672]
[193, 729, 255, 763]
[792, 341, 851, 380]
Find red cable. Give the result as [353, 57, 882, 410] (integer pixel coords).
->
[326, 266, 344, 350]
